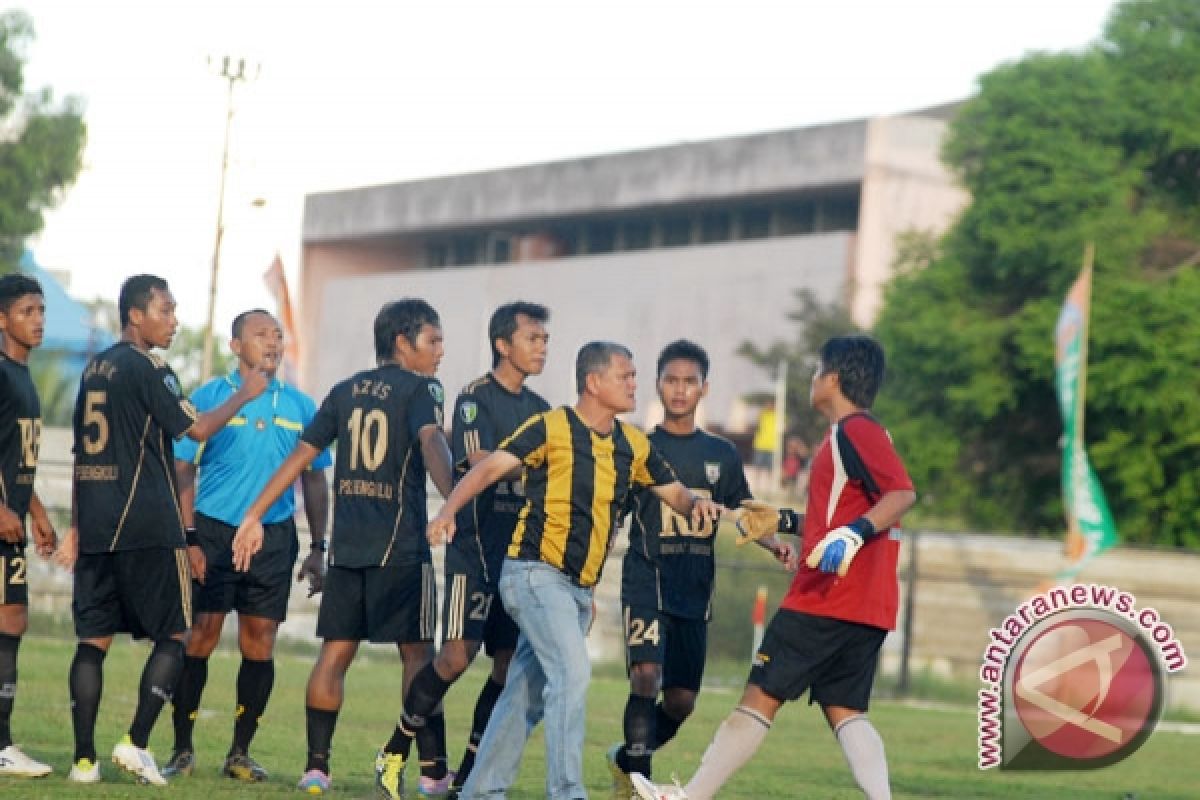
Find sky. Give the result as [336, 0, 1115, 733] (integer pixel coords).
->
[17, 0, 1120, 333]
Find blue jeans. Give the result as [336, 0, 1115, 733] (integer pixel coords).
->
[460, 559, 594, 800]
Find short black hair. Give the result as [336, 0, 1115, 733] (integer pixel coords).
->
[819, 335, 885, 408]
[119, 274, 169, 328]
[575, 341, 632, 394]
[374, 298, 440, 363]
[489, 301, 549, 367]
[231, 308, 274, 339]
[0, 273, 43, 314]
[656, 339, 709, 381]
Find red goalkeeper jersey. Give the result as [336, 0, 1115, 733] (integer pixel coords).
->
[781, 412, 913, 630]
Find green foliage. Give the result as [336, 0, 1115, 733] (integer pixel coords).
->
[167, 324, 235, 394]
[873, 0, 1200, 547]
[737, 288, 861, 447]
[0, 11, 86, 269]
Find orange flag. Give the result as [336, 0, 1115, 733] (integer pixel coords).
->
[263, 254, 301, 384]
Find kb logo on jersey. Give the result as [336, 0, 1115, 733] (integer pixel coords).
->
[705, 462, 721, 484]
[460, 401, 478, 424]
[164, 374, 182, 397]
[428, 383, 444, 406]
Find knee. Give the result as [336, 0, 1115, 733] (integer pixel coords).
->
[662, 694, 696, 721]
[629, 664, 660, 697]
[435, 645, 473, 679]
[186, 616, 222, 657]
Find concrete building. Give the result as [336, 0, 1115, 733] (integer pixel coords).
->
[299, 105, 967, 427]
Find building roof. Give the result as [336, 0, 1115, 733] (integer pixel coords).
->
[18, 250, 114, 356]
[303, 116, 883, 243]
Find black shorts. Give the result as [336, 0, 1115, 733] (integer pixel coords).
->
[748, 609, 886, 711]
[317, 561, 436, 644]
[193, 512, 298, 621]
[442, 546, 518, 656]
[74, 548, 192, 640]
[0, 543, 30, 607]
[623, 604, 708, 692]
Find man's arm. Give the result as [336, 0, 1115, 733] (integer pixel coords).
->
[426, 450, 522, 546]
[419, 424, 454, 499]
[296, 467, 330, 596]
[28, 490, 57, 556]
[54, 458, 80, 571]
[232, 442, 321, 571]
[806, 488, 917, 577]
[649, 480, 723, 529]
[174, 459, 205, 581]
[185, 370, 269, 442]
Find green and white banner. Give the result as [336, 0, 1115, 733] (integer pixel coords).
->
[1053, 252, 1118, 578]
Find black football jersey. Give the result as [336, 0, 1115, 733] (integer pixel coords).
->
[623, 426, 752, 619]
[447, 374, 550, 581]
[72, 342, 197, 553]
[302, 364, 444, 568]
[0, 353, 41, 524]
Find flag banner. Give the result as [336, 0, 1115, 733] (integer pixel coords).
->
[1053, 251, 1118, 578]
[263, 254, 301, 384]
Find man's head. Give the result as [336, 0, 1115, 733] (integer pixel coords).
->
[230, 309, 283, 377]
[489, 301, 549, 376]
[374, 298, 443, 375]
[656, 339, 709, 420]
[0, 273, 46, 356]
[119, 274, 177, 350]
[576, 341, 637, 413]
[810, 335, 885, 411]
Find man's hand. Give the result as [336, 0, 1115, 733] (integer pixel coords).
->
[297, 550, 325, 598]
[763, 537, 798, 571]
[187, 545, 207, 583]
[805, 518, 875, 577]
[54, 526, 80, 572]
[232, 517, 265, 572]
[0, 506, 23, 545]
[239, 368, 270, 401]
[729, 499, 784, 546]
[31, 513, 57, 557]
[689, 496, 722, 530]
[427, 513, 455, 547]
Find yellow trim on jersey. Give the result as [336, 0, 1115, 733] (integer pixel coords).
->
[538, 410, 574, 570]
[226, 417, 248, 427]
[627, 423, 654, 486]
[582, 429, 617, 586]
[273, 416, 304, 431]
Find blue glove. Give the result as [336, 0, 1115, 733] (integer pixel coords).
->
[805, 517, 875, 577]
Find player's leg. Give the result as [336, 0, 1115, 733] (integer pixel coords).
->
[813, 622, 891, 800]
[166, 511, 235, 776]
[612, 603, 665, 790]
[0, 545, 50, 777]
[654, 614, 707, 752]
[301, 564, 366, 792]
[68, 552, 118, 783]
[222, 518, 295, 781]
[448, 596, 514, 794]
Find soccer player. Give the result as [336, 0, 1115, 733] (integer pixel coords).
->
[231, 298, 454, 796]
[374, 301, 550, 799]
[162, 309, 332, 782]
[426, 341, 724, 800]
[607, 340, 797, 798]
[0, 273, 57, 778]
[56, 274, 269, 785]
[632, 335, 916, 800]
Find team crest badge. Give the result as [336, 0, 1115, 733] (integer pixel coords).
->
[461, 401, 478, 424]
[164, 374, 181, 396]
[705, 461, 721, 484]
[428, 382, 444, 405]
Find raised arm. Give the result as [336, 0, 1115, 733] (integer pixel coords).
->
[426, 449, 522, 546]
[649, 480, 723, 530]
[185, 370, 269, 442]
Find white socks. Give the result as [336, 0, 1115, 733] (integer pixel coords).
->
[834, 714, 890, 800]
[683, 706, 771, 800]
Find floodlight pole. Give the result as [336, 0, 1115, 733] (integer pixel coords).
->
[201, 56, 251, 382]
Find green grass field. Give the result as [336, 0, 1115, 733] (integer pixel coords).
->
[0, 635, 1194, 799]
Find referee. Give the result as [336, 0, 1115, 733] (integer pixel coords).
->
[164, 309, 331, 782]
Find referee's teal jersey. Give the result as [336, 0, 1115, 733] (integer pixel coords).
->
[175, 371, 332, 526]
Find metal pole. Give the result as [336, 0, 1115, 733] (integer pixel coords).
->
[770, 359, 787, 491]
[898, 527, 919, 695]
[201, 57, 248, 382]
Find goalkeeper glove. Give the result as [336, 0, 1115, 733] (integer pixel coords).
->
[726, 500, 800, 546]
[805, 516, 876, 576]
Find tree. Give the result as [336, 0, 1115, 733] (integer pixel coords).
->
[166, 324, 234, 395]
[0, 11, 86, 270]
[872, 0, 1200, 547]
[737, 289, 861, 448]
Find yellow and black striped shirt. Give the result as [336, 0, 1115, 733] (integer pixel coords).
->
[500, 406, 676, 588]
